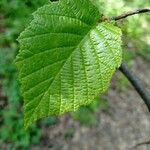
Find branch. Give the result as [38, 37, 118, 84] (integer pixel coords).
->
[111, 8, 150, 20]
[119, 63, 150, 112]
[133, 140, 150, 148]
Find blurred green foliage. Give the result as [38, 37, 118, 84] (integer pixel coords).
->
[73, 97, 108, 126]
[0, 0, 49, 47]
[0, 0, 149, 149]
[0, 1, 56, 149]
[0, 48, 42, 149]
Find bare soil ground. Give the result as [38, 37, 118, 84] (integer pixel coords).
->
[31, 57, 150, 150]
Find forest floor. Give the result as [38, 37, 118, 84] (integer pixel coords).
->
[31, 57, 150, 150]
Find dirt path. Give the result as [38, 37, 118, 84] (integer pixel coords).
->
[32, 57, 150, 150]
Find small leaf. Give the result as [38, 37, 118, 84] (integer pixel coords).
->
[15, 0, 122, 128]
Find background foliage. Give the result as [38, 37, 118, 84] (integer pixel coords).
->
[0, 0, 149, 149]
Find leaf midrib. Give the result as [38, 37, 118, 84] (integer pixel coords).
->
[29, 23, 99, 117]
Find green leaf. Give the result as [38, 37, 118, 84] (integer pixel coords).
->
[15, 0, 122, 128]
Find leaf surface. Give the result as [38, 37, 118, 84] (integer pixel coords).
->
[15, 0, 122, 128]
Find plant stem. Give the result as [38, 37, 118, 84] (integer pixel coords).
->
[133, 140, 150, 148]
[111, 8, 150, 20]
[119, 63, 150, 112]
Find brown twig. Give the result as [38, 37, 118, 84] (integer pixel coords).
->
[119, 63, 150, 112]
[133, 140, 150, 149]
[111, 8, 150, 20]
[113, 9, 150, 112]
